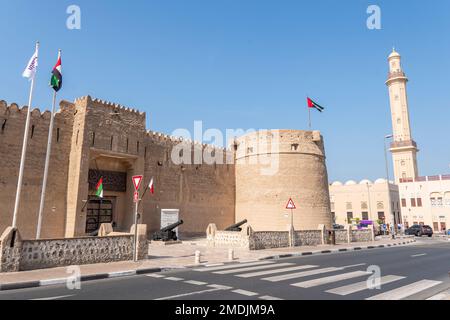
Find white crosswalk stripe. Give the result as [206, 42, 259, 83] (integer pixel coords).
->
[366, 280, 442, 300]
[194, 261, 274, 272]
[291, 271, 371, 288]
[236, 265, 318, 278]
[326, 275, 405, 296]
[262, 267, 342, 282]
[213, 263, 294, 275]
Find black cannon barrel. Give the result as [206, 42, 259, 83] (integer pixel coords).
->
[160, 220, 184, 232]
[225, 219, 248, 231]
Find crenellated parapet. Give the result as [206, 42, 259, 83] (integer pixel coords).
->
[145, 129, 233, 155]
[0, 100, 74, 122]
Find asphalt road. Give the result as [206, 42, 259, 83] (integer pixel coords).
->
[1, 238, 449, 300]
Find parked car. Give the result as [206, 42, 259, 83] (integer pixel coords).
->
[333, 224, 345, 230]
[405, 224, 433, 237]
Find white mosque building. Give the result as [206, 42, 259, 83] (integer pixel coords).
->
[330, 49, 450, 233]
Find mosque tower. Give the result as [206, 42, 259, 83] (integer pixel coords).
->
[386, 49, 419, 183]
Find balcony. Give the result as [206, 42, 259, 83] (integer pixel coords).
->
[387, 71, 407, 81]
[390, 140, 417, 149]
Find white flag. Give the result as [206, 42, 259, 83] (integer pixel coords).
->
[22, 49, 38, 80]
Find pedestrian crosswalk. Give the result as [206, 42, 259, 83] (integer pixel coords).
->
[193, 260, 444, 300]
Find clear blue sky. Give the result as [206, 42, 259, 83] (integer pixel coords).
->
[1, 0, 449, 182]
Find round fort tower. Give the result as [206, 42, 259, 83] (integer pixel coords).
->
[234, 129, 332, 231]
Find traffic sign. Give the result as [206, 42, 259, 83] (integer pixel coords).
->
[286, 198, 296, 210]
[132, 175, 143, 191]
[133, 191, 139, 203]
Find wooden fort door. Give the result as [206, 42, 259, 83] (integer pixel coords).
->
[85, 197, 115, 234]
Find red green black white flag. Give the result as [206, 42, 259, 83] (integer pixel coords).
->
[307, 97, 324, 113]
[95, 177, 103, 198]
[50, 51, 62, 92]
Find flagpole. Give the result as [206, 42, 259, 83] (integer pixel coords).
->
[308, 107, 312, 130]
[36, 90, 58, 239]
[12, 41, 39, 228]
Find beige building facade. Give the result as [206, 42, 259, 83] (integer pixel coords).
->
[329, 179, 400, 227]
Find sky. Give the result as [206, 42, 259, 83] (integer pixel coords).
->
[0, 0, 449, 182]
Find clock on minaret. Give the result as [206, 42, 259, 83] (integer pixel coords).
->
[385, 49, 419, 183]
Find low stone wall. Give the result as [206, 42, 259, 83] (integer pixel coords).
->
[294, 230, 323, 246]
[249, 231, 290, 250]
[20, 235, 133, 271]
[0, 224, 148, 272]
[206, 223, 375, 251]
[335, 230, 349, 244]
[351, 229, 372, 242]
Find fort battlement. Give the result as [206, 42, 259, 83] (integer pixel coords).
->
[0, 100, 74, 120]
[144, 129, 231, 153]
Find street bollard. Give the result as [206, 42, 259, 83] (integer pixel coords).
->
[194, 250, 201, 265]
[228, 248, 234, 261]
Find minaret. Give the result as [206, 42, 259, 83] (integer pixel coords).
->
[386, 48, 419, 183]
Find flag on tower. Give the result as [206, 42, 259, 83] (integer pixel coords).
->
[50, 51, 62, 92]
[22, 48, 39, 80]
[307, 97, 324, 113]
[148, 177, 154, 194]
[95, 177, 103, 198]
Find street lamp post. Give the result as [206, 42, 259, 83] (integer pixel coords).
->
[384, 134, 395, 238]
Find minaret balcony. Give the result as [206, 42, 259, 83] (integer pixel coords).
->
[386, 71, 408, 84]
[390, 140, 417, 150]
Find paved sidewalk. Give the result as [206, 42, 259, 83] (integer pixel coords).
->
[0, 237, 415, 289]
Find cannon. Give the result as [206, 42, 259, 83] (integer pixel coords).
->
[152, 220, 184, 241]
[225, 219, 248, 232]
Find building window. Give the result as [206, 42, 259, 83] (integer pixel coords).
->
[401, 199, 407, 207]
[411, 198, 416, 207]
[346, 202, 352, 210]
[362, 212, 369, 220]
[347, 212, 353, 223]
[361, 201, 368, 210]
[378, 212, 385, 220]
[417, 198, 422, 207]
[291, 144, 299, 151]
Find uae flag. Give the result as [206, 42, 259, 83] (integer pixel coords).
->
[50, 51, 62, 92]
[148, 177, 154, 194]
[307, 97, 324, 113]
[95, 177, 103, 198]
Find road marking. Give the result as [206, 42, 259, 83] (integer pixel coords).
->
[155, 288, 225, 300]
[326, 275, 405, 296]
[426, 293, 448, 300]
[262, 267, 341, 282]
[236, 265, 318, 278]
[259, 295, 283, 300]
[232, 289, 258, 296]
[194, 261, 274, 272]
[39, 278, 68, 286]
[292, 271, 371, 288]
[165, 277, 184, 281]
[214, 263, 294, 275]
[205, 263, 224, 267]
[207, 284, 233, 290]
[184, 280, 208, 286]
[31, 295, 75, 300]
[411, 253, 427, 257]
[366, 280, 443, 300]
[145, 274, 165, 278]
[339, 263, 367, 269]
[108, 270, 136, 278]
